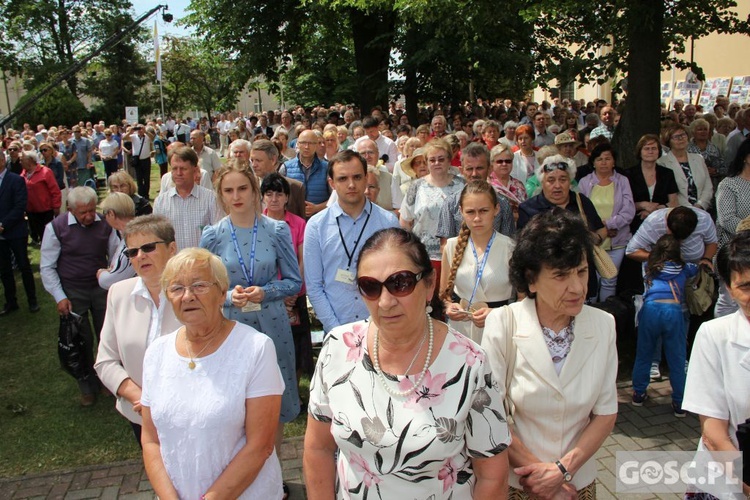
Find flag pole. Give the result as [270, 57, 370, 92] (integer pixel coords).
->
[154, 20, 165, 118]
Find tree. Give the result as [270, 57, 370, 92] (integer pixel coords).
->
[159, 37, 245, 118]
[0, 0, 134, 97]
[12, 86, 88, 127]
[82, 15, 154, 124]
[520, 0, 750, 166]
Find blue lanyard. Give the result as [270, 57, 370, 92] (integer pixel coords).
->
[467, 232, 495, 307]
[229, 218, 259, 286]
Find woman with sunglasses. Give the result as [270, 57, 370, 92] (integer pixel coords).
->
[305, 227, 510, 498]
[489, 143, 527, 221]
[482, 210, 618, 500]
[95, 215, 179, 444]
[200, 160, 302, 474]
[440, 181, 515, 343]
[139, 248, 285, 499]
[518, 155, 607, 302]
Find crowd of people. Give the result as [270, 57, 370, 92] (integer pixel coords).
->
[1, 93, 749, 499]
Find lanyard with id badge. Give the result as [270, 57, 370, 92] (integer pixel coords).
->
[335, 209, 371, 285]
[458, 232, 496, 314]
[229, 218, 261, 312]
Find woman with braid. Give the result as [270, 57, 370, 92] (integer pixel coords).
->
[440, 181, 515, 343]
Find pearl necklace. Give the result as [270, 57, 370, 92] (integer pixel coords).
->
[372, 313, 434, 398]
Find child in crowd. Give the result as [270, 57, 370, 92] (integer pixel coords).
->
[632, 234, 698, 417]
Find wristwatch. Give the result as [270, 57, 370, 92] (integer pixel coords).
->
[555, 460, 573, 482]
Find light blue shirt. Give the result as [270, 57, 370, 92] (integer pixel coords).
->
[626, 207, 717, 263]
[303, 199, 399, 333]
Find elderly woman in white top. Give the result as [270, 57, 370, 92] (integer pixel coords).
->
[683, 231, 750, 499]
[657, 124, 713, 210]
[483, 210, 618, 500]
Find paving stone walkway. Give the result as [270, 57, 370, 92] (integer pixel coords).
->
[0, 379, 700, 499]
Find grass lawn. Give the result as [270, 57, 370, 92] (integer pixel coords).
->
[0, 163, 309, 478]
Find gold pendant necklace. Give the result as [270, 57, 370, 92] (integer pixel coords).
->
[184, 322, 223, 370]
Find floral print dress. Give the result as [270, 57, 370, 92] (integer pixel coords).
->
[309, 320, 511, 499]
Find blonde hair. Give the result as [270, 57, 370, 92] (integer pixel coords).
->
[423, 138, 452, 159]
[161, 248, 229, 295]
[107, 171, 137, 196]
[100, 192, 135, 218]
[440, 181, 498, 301]
[213, 159, 262, 214]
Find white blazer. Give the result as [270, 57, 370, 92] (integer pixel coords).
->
[482, 298, 618, 490]
[94, 277, 183, 424]
[657, 151, 714, 210]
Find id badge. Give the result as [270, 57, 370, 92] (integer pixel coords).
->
[242, 302, 262, 313]
[335, 268, 356, 285]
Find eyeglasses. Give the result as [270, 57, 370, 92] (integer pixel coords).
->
[166, 281, 218, 298]
[297, 141, 316, 146]
[39, 148, 51, 153]
[125, 240, 167, 258]
[542, 162, 569, 173]
[671, 133, 688, 140]
[7, 148, 18, 152]
[357, 270, 425, 300]
[494, 159, 513, 165]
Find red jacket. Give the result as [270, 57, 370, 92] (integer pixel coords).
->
[22, 165, 61, 213]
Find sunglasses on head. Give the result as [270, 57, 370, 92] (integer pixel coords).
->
[357, 270, 425, 300]
[542, 162, 569, 173]
[125, 241, 166, 258]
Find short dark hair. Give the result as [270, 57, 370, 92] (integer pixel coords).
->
[510, 210, 594, 297]
[666, 207, 698, 240]
[635, 134, 662, 161]
[717, 231, 750, 286]
[362, 116, 379, 129]
[461, 142, 490, 167]
[260, 172, 290, 196]
[327, 150, 367, 179]
[357, 227, 433, 284]
[589, 142, 616, 164]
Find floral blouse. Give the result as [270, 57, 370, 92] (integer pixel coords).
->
[309, 321, 511, 499]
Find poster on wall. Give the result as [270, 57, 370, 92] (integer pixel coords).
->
[729, 76, 750, 106]
[673, 81, 701, 105]
[661, 82, 674, 106]
[698, 77, 731, 110]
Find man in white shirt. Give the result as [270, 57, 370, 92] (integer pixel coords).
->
[355, 116, 399, 172]
[190, 129, 222, 180]
[153, 146, 223, 249]
[217, 113, 231, 157]
[126, 125, 154, 198]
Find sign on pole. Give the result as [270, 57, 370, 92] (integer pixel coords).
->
[125, 107, 139, 124]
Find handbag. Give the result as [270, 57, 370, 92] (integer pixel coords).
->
[685, 266, 715, 315]
[575, 193, 619, 279]
[57, 313, 92, 381]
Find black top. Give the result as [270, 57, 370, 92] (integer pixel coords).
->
[624, 164, 678, 234]
[517, 192, 604, 232]
[517, 192, 603, 299]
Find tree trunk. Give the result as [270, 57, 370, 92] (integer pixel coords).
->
[614, 0, 663, 168]
[349, 7, 396, 114]
[402, 24, 419, 125]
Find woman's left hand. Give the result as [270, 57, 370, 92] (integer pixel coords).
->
[470, 307, 491, 328]
[515, 462, 566, 500]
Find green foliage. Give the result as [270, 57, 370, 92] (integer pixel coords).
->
[159, 37, 245, 117]
[82, 15, 154, 124]
[519, 0, 750, 91]
[12, 86, 88, 127]
[0, 0, 135, 96]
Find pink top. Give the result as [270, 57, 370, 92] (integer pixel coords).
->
[265, 209, 306, 294]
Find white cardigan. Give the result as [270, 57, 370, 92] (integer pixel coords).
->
[657, 151, 714, 210]
[482, 298, 618, 490]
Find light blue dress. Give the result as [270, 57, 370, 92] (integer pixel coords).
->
[201, 215, 302, 422]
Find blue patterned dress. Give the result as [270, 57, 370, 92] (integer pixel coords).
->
[201, 215, 302, 422]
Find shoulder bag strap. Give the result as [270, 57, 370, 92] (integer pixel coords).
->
[575, 191, 588, 226]
[502, 304, 517, 421]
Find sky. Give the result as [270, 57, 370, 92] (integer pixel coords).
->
[131, 0, 194, 37]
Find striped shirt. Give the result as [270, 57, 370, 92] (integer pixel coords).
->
[153, 184, 224, 249]
[626, 207, 717, 263]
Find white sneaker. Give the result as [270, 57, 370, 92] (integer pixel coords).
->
[650, 363, 661, 381]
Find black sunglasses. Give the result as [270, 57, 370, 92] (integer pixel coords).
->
[542, 161, 569, 173]
[125, 241, 166, 258]
[357, 270, 425, 300]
